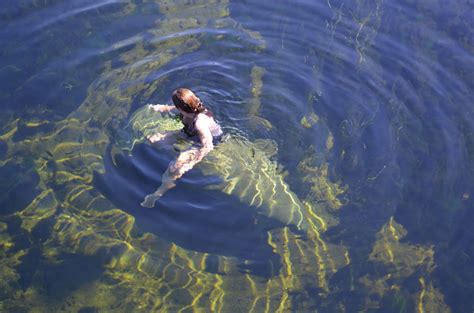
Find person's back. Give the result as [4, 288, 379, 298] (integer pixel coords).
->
[181, 106, 222, 139]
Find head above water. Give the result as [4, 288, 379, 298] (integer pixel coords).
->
[172, 88, 205, 114]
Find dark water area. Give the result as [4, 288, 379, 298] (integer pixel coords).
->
[1, 0, 473, 312]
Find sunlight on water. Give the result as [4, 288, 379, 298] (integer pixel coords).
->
[0, 0, 473, 312]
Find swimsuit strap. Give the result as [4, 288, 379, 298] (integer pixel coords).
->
[181, 107, 214, 137]
[182, 113, 198, 137]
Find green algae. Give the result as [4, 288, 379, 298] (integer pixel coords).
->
[0, 222, 22, 302]
[123, 106, 184, 152]
[298, 155, 347, 211]
[300, 112, 320, 128]
[357, 217, 451, 313]
[0, 1, 244, 311]
[0, 0, 464, 311]
[0, 1, 344, 311]
[127, 99, 350, 308]
[246, 65, 273, 130]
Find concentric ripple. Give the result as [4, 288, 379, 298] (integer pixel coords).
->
[0, 0, 473, 312]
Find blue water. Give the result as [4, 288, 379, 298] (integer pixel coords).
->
[1, 0, 473, 312]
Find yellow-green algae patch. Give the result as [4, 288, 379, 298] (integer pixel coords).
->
[0, 0, 414, 312]
[0, 222, 24, 304]
[297, 111, 346, 217]
[369, 217, 434, 275]
[0, 1, 245, 311]
[300, 111, 319, 128]
[299, 156, 346, 211]
[0, 1, 348, 312]
[246, 65, 273, 130]
[358, 217, 451, 313]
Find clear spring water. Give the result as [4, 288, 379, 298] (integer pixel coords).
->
[0, 0, 473, 312]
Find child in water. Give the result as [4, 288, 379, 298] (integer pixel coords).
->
[140, 88, 223, 207]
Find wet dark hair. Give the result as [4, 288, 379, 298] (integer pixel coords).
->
[172, 88, 206, 114]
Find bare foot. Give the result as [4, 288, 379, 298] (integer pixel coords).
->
[140, 194, 158, 208]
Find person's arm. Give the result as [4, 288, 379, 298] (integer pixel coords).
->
[168, 118, 214, 180]
[140, 116, 214, 207]
[148, 104, 176, 113]
[146, 130, 182, 152]
[147, 130, 179, 143]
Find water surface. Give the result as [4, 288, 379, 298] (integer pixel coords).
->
[1, 0, 473, 312]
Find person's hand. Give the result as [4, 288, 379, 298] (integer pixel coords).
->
[147, 133, 166, 143]
[148, 104, 161, 112]
[148, 104, 170, 112]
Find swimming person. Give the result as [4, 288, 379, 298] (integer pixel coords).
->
[140, 88, 223, 207]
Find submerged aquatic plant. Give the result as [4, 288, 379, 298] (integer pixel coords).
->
[0, 1, 347, 312]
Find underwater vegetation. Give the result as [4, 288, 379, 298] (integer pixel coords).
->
[245, 65, 272, 130]
[0, 0, 472, 312]
[0, 1, 347, 312]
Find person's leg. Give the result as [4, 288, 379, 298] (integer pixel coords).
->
[140, 168, 176, 208]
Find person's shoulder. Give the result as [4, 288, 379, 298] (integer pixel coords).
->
[196, 112, 213, 122]
[195, 113, 214, 129]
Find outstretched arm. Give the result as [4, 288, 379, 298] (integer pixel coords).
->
[140, 116, 214, 207]
[149, 104, 176, 112]
[146, 130, 182, 152]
